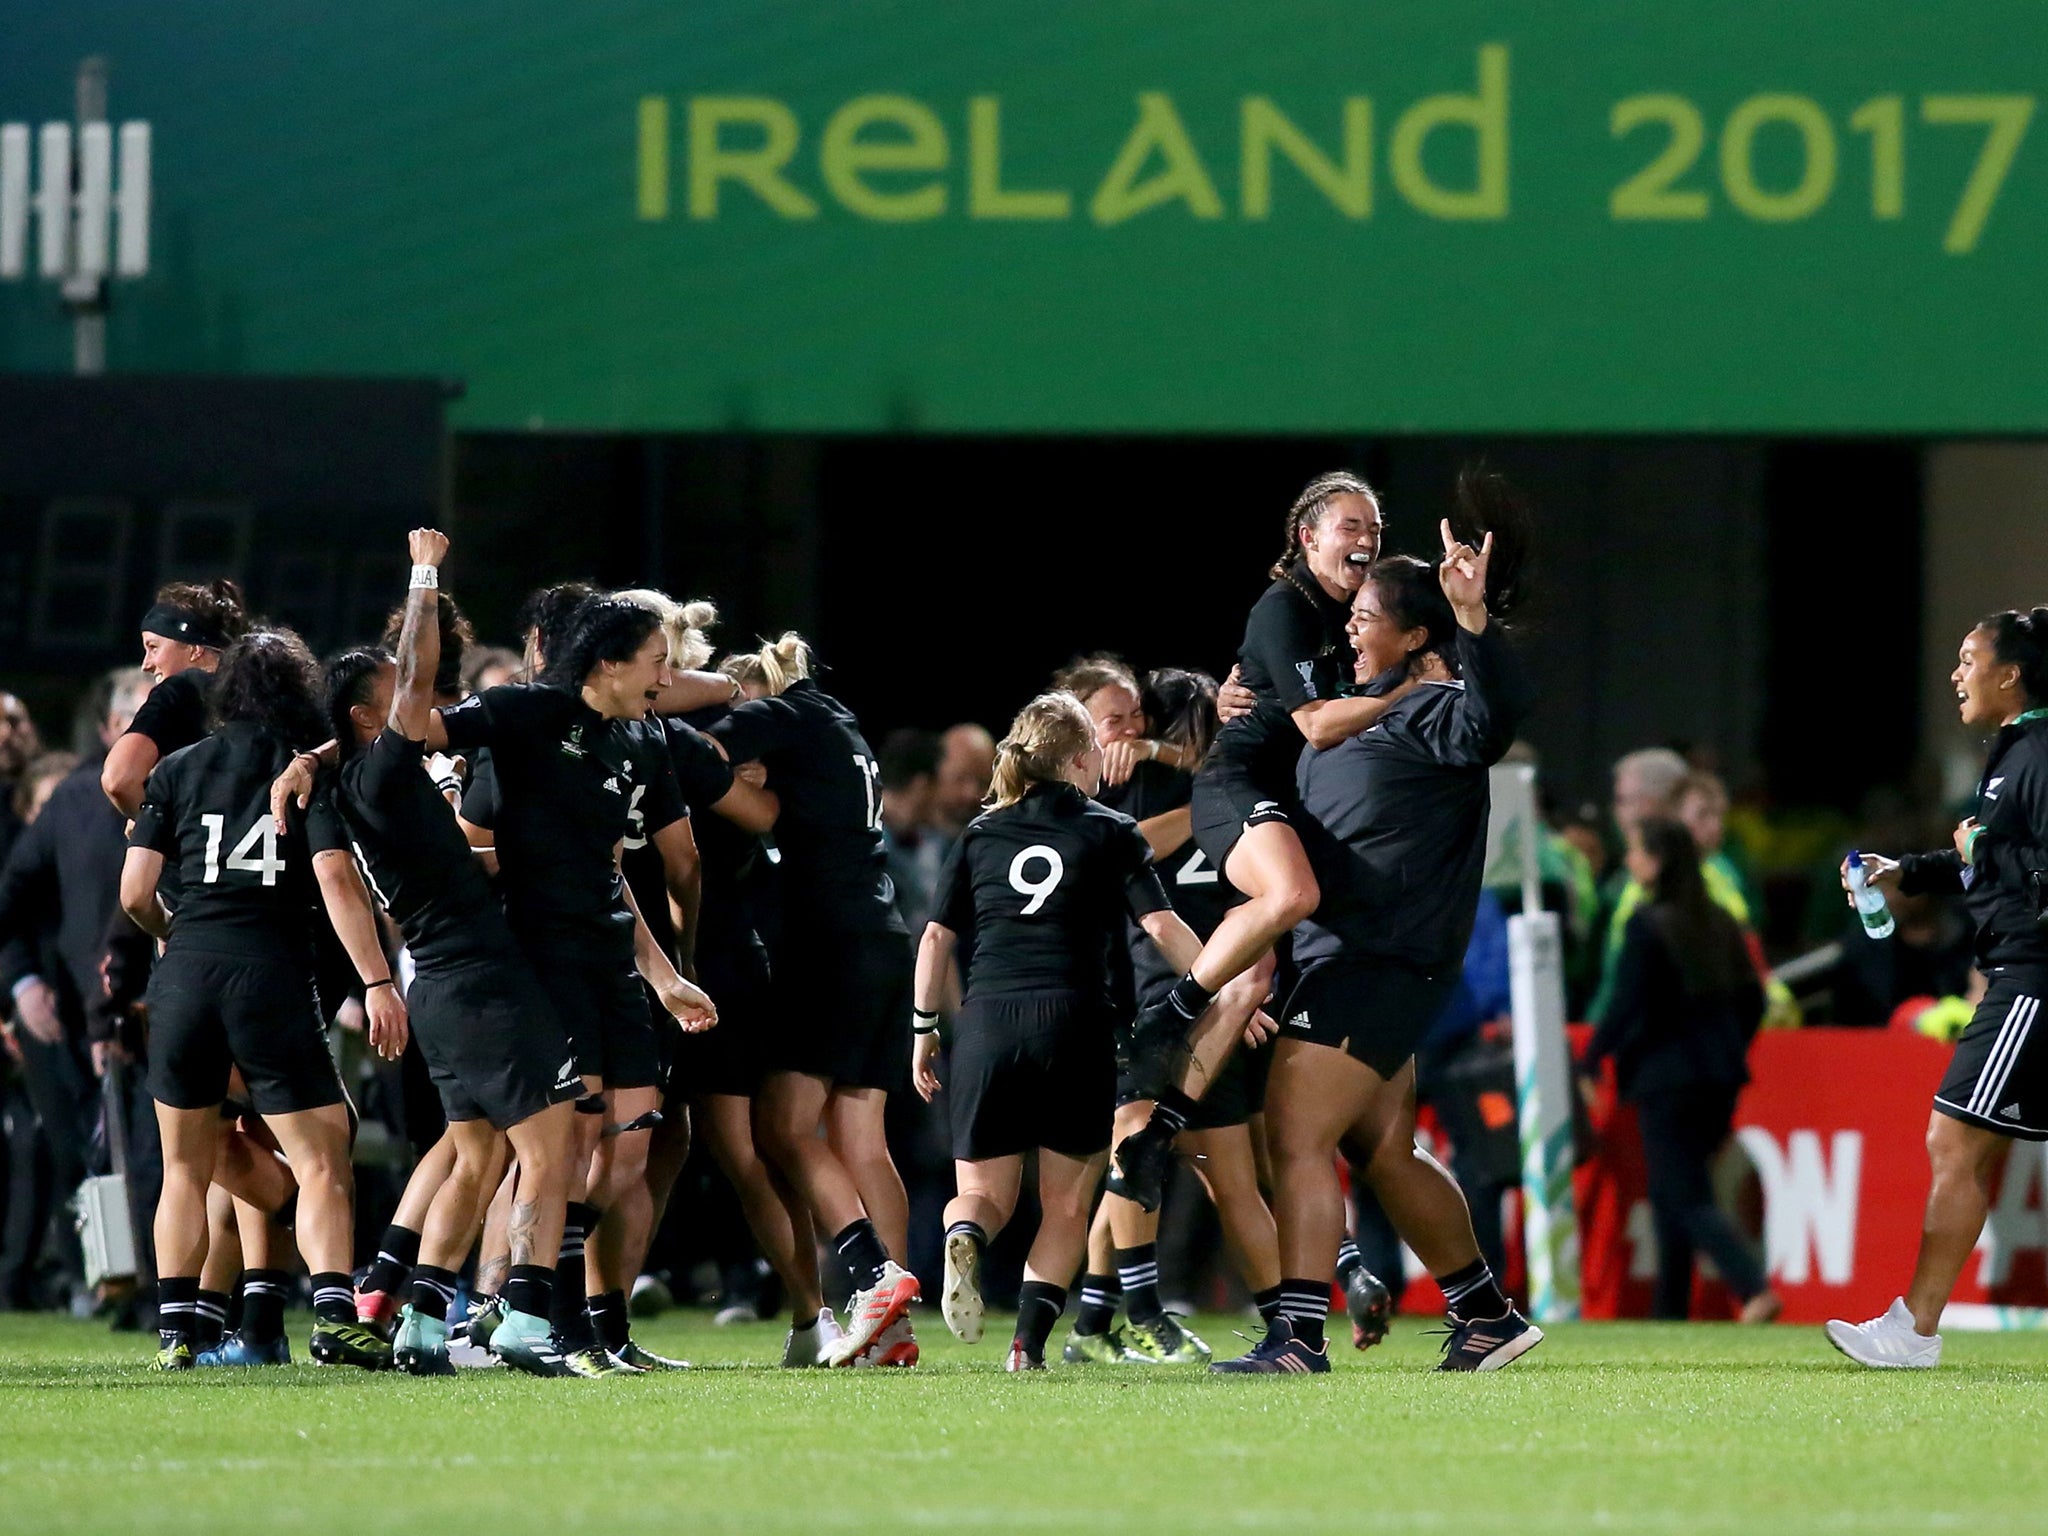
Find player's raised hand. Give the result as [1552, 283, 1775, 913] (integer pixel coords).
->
[409, 527, 449, 568]
[1439, 518, 1493, 627]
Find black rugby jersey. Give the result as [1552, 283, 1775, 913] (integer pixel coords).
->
[1105, 762, 1235, 1006]
[934, 781, 1170, 1004]
[126, 668, 211, 759]
[1207, 569, 1356, 792]
[325, 729, 514, 970]
[708, 680, 904, 937]
[439, 683, 683, 953]
[657, 716, 772, 971]
[129, 721, 346, 961]
[1292, 623, 1532, 972]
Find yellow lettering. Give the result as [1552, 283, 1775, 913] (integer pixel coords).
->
[968, 97, 1071, 219]
[821, 95, 948, 221]
[1390, 43, 1510, 219]
[688, 97, 818, 219]
[1241, 97, 1372, 219]
[636, 97, 669, 220]
[1091, 93, 1224, 226]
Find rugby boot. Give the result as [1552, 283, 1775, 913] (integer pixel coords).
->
[196, 1329, 291, 1368]
[1433, 1308, 1544, 1372]
[1121, 1312, 1211, 1365]
[489, 1309, 573, 1377]
[823, 1261, 921, 1367]
[1061, 1326, 1132, 1365]
[941, 1227, 986, 1343]
[309, 1317, 394, 1370]
[1346, 1264, 1395, 1350]
[392, 1305, 456, 1377]
[1210, 1316, 1330, 1375]
[1104, 1123, 1175, 1214]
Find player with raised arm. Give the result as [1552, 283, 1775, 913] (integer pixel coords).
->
[120, 628, 406, 1371]
[319, 530, 584, 1375]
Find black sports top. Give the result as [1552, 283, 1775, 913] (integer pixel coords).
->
[1205, 568, 1356, 794]
[934, 781, 1170, 1005]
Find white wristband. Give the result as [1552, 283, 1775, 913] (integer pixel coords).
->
[410, 564, 440, 590]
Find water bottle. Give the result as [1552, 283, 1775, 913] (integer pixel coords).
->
[1846, 851, 1895, 940]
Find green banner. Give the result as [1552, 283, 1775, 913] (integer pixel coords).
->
[4, 3, 2044, 432]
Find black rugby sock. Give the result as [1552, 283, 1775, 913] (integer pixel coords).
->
[552, 1203, 598, 1348]
[504, 1263, 555, 1322]
[832, 1218, 891, 1291]
[1277, 1279, 1329, 1350]
[193, 1288, 230, 1350]
[1438, 1259, 1508, 1323]
[411, 1265, 459, 1325]
[157, 1275, 200, 1347]
[1254, 1284, 1286, 1327]
[1014, 1281, 1068, 1362]
[242, 1270, 291, 1343]
[588, 1289, 630, 1352]
[363, 1223, 420, 1296]
[310, 1271, 354, 1325]
[1074, 1272, 1122, 1336]
[1114, 1244, 1164, 1325]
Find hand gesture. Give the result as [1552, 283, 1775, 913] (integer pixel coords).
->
[1217, 665, 1256, 722]
[365, 985, 409, 1061]
[1953, 817, 1981, 862]
[1438, 519, 1493, 628]
[913, 1030, 943, 1102]
[270, 754, 316, 834]
[409, 528, 450, 568]
[659, 976, 718, 1033]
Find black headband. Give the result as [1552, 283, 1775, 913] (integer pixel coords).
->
[140, 602, 230, 651]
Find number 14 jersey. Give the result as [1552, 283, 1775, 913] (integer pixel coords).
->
[934, 780, 1170, 1006]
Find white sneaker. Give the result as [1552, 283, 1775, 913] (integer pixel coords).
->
[782, 1307, 841, 1368]
[942, 1229, 985, 1343]
[823, 1261, 921, 1367]
[1825, 1298, 1941, 1369]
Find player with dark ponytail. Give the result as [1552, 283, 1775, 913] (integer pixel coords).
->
[1828, 603, 2048, 1369]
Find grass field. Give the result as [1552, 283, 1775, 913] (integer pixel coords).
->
[5, 1311, 2048, 1534]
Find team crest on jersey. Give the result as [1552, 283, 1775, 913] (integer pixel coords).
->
[1296, 659, 1317, 698]
[561, 725, 587, 759]
[1986, 776, 2004, 799]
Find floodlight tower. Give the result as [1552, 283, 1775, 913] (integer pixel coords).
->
[0, 55, 152, 374]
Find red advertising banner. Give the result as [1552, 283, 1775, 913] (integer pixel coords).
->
[1578, 1027, 2048, 1325]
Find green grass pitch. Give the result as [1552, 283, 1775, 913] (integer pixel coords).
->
[5, 1311, 2048, 1534]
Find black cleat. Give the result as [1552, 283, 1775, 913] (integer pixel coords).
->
[1346, 1265, 1395, 1350]
[309, 1318, 395, 1371]
[1105, 1124, 1175, 1214]
[1433, 1308, 1543, 1372]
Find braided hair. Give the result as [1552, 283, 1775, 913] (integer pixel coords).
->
[1268, 471, 1380, 580]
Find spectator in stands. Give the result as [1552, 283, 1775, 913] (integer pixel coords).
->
[0, 668, 157, 1309]
[877, 728, 944, 934]
[933, 723, 996, 838]
[12, 753, 78, 825]
[461, 643, 523, 693]
[1586, 817, 1780, 1323]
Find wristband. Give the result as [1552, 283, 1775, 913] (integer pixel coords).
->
[410, 564, 440, 590]
[912, 1006, 940, 1036]
[1964, 825, 1986, 864]
[366, 978, 396, 992]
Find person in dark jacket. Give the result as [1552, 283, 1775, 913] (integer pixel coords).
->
[1586, 817, 1778, 1323]
[1215, 503, 1542, 1375]
[1828, 608, 2048, 1368]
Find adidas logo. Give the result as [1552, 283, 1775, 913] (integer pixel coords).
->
[1287, 1011, 1311, 1029]
[2001, 1102, 2023, 1120]
[602, 776, 621, 794]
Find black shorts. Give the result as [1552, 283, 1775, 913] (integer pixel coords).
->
[1191, 759, 1296, 875]
[950, 991, 1115, 1161]
[664, 948, 771, 1100]
[145, 948, 344, 1116]
[765, 929, 912, 1093]
[1277, 953, 1460, 1080]
[407, 954, 584, 1129]
[529, 944, 660, 1091]
[1935, 967, 2048, 1140]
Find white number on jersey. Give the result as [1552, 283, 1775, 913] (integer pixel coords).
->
[199, 812, 287, 887]
[855, 753, 883, 832]
[622, 783, 650, 849]
[1007, 845, 1065, 915]
[1176, 847, 1220, 886]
